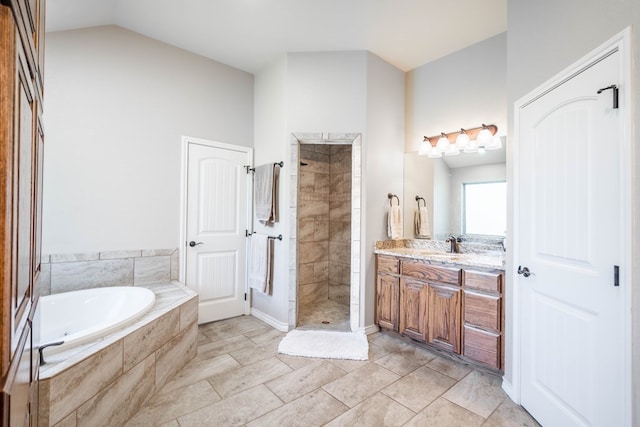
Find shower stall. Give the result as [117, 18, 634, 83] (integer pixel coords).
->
[296, 143, 352, 330]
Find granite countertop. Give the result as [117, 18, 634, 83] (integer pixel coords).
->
[375, 240, 505, 270]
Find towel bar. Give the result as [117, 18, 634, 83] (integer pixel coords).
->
[250, 232, 283, 241]
[387, 193, 400, 206]
[415, 196, 426, 207]
[246, 161, 284, 173]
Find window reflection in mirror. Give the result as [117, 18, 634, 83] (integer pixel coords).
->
[463, 181, 506, 237]
[403, 137, 506, 240]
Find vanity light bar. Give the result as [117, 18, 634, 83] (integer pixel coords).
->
[423, 124, 498, 147]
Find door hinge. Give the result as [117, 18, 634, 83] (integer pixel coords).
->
[614, 265, 619, 286]
[244, 293, 247, 301]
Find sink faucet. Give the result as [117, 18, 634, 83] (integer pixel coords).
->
[446, 235, 457, 253]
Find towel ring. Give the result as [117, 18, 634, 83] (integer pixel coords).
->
[388, 193, 400, 206]
[415, 196, 426, 207]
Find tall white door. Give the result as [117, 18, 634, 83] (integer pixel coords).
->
[185, 140, 251, 324]
[517, 46, 629, 426]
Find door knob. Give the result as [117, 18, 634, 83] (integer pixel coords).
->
[189, 241, 203, 247]
[517, 265, 531, 277]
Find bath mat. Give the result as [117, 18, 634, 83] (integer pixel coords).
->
[277, 329, 369, 361]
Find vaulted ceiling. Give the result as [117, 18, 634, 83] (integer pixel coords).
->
[46, 0, 507, 74]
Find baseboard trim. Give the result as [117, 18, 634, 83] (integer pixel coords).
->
[353, 324, 380, 335]
[250, 307, 290, 332]
[501, 379, 518, 403]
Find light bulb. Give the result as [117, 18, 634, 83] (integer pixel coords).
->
[463, 139, 478, 153]
[477, 125, 493, 146]
[456, 130, 470, 150]
[444, 142, 460, 156]
[436, 133, 450, 153]
[418, 138, 432, 156]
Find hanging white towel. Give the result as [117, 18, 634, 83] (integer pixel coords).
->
[414, 206, 431, 238]
[254, 164, 279, 224]
[387, 202, 403, 240]
[248, 234, 273, 294]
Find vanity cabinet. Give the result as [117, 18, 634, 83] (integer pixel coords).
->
[399, 278, 427, 341]
[375, 256, 400, 332]
[462, 270, 503, 369]
[1, 0, 46, 424]
[399, 261, 462, 352]
[427, 283, 461, 353]
[375, 254, 504, 371]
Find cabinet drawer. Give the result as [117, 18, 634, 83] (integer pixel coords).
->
[464, 270, 502, 293]
[377, 255, 399, 274]
[464, 291, 501, 331]
[463, 325, 501, 369]
[402, 261, 461, 285]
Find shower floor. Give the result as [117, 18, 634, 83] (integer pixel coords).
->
[298, 299, 350, 331]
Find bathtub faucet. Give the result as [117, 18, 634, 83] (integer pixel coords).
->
[38, 341, 65, 365]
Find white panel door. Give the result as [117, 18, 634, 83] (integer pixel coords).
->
[517, 49, 628, 426]
[186, 141, 250, 324]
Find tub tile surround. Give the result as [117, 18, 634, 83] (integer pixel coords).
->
[36, 248, 180, 296]
[39, 282, 198, 426]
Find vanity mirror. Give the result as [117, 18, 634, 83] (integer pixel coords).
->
[403, 137, 506, 240]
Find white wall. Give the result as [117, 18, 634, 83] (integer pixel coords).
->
[43, 25, 254, 254]
[403, 33, 507, 239]
[403, 153, 435, 238]
[252, 51, 404, 328]
[251, 55, 289, 325]
[432, 160, 451, 239]
[506, 0, 640, 419]
[363, 52, 405, 327]
[287, 52, 368, 133]
[405, 32, 507, 153]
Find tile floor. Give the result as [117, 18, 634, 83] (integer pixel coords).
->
[298, 299, 350, 331]
[126, 315, 540, 427]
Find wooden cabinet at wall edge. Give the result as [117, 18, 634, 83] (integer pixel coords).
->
[0, 0, 46, 424]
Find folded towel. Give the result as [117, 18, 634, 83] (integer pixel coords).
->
[387, 203, 403, 240]
[254, 164, 279, 223]
[248, 234, 273, 294]
[414, 206, 431, 238]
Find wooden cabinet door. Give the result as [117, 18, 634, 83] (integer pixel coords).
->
[399, 278, 427, 342]
[13, 27, 35, 344]
[427, 284, 461, 353]
[376, 274, 399, 331]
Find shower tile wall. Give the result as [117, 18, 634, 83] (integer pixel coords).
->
[298, 145, 331, 306]
[328, 145, 351, 305]
[298, 144, 351, 308]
